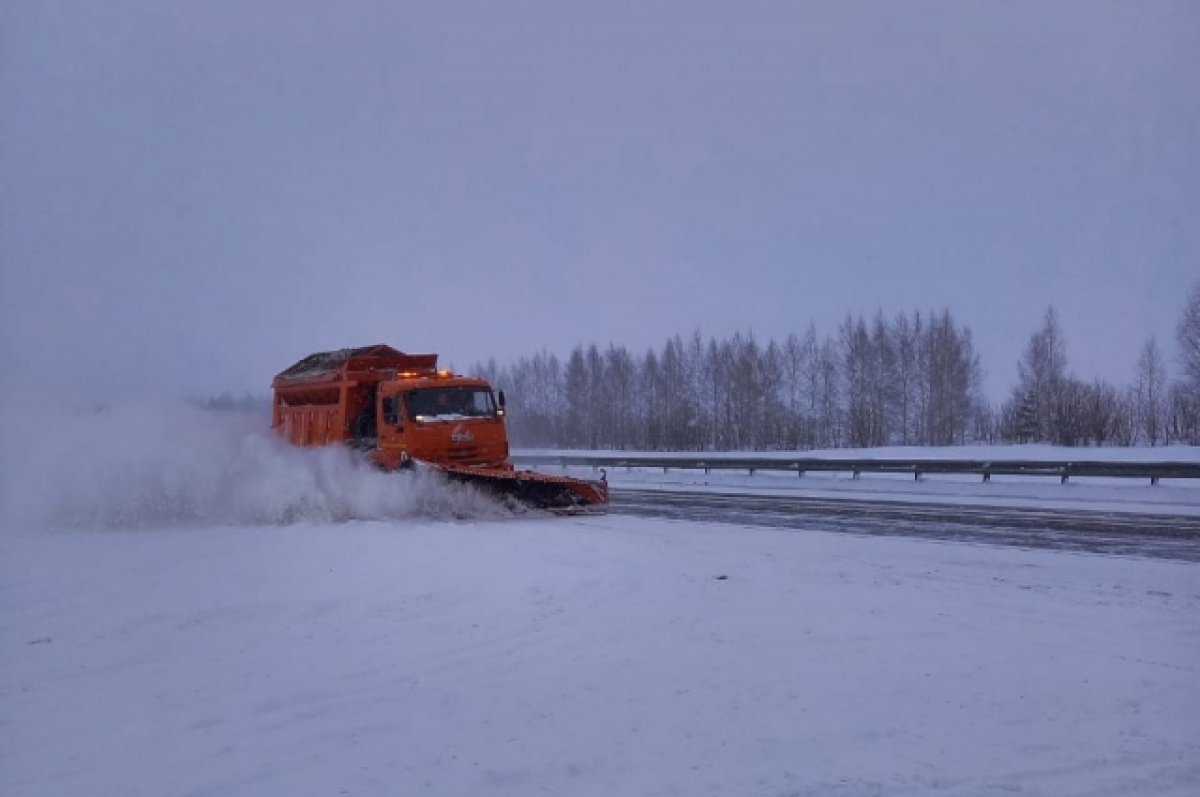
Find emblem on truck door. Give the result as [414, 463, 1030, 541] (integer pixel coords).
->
[450, 424, 475, 443]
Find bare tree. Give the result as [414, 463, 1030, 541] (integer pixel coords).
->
[1011, 306, 1068, 442]
[760, 339, 787, 449]
[781, 332, 806, 447]
[639, 348, 661, 449]
[871, 311, 898, 444]
[923, 309, 982, 445]
[516, 350, 564, 446]
[1169, 382, 1199, 445]
[723, 332, 761, 449]
[1135, 337, 1168, 446]
[605, 344, 636, 449]
[562, 346, 590, 448]
[1081, 379, 1122, 446]
[816, 335, 842, 448]
[1178, 280, 1200, 389]
[800, 323, 824, 447]
[842, 315, 875, 447]
[1054, 379, 1088, 447]
[685, 332, 709, 450]
[585, 345, 607, 448]
[699, 337, 725, 450]
[662, 334, 696, 449]
[892, 311, 918, 444]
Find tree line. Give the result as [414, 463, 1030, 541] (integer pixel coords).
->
[996, 305, 1198, 447]
[478, 282, 1200, 450]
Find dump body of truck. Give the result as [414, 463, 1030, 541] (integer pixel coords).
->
[271, 345, 607, 511]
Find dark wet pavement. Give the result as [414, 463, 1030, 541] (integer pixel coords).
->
[613, 488, 1200, 562]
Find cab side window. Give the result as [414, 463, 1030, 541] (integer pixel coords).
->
[382, 396, 400, 425]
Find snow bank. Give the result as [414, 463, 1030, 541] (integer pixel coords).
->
[0, 401, 505, 532]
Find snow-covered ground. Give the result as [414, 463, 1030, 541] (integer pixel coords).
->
[5, 516, 1198, 796]
[2, 405, 1198, 796]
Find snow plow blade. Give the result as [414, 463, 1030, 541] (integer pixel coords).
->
[439, 465, 609, 513]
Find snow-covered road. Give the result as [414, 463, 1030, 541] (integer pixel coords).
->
[3, 514, 1198, 797]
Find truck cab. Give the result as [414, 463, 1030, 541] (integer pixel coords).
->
[371, 375, 510, 470]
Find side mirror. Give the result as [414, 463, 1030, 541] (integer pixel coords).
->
[497, 390, 506, 409]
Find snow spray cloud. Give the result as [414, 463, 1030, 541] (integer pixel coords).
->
[0, 400, 509, 531]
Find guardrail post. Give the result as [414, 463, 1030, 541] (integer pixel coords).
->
[1060, 469, 1070, 485]
[852, 469, 861, 480]
[914, 469, 922, 481]
[1151, 475, 1159, 486]
[749, 468, 755, 476]
[982, 470, 991, 483]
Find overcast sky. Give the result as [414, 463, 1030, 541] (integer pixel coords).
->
[2, 1, 1197, 402]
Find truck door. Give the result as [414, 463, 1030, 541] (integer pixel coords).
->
[350, 385, 378, 448]
[378, 390, 406, 447]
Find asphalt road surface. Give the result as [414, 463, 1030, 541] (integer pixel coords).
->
[611, 488, 1200, 562]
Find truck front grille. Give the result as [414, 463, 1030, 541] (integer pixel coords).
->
[447, 446, 481, 463]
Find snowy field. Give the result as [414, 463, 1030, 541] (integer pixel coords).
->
[3, 405, 1199, 796]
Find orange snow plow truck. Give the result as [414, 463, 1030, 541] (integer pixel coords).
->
[271, 345, 608, 511]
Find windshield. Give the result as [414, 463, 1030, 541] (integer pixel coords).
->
[405, 387, 496, 421]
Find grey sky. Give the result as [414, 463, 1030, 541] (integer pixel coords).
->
[2, 1, 1197, 402]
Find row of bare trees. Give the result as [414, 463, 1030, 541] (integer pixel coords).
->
[482, 282, 1200, 450]
[477, 309, 985, 450]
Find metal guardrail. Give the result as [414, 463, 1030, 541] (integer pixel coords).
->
[513, 453, 1200, 486]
